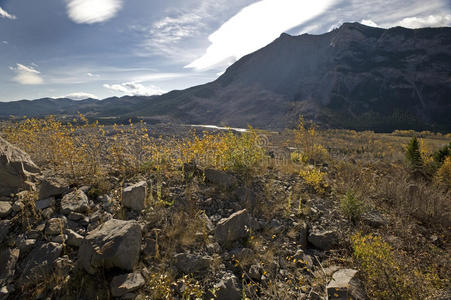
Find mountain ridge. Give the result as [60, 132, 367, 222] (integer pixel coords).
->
[2, 22, 451, 131]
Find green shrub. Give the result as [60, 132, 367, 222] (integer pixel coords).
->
[340, 190, 363, 222]
[432, 142, 450, 166]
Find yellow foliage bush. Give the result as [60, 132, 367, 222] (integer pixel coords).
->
[435, 156, 451, 188]
[352, 233, 444, 299]
[294, 116, 329, 163]
[181, 128, 266, 175]
[299, 166, 327, 193]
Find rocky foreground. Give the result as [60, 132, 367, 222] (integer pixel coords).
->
[1, 132, 449, 300]
[0, 135, 372, 300]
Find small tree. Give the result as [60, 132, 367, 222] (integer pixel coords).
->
[405, 137, 423, 170]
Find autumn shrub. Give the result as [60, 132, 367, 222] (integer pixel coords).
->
[352, 233, 443, 299]
[299, 166, 328, 193]
[181, 128, 266, 176]
[435, 156, 451, 189]
[3, 115, 101, 180]
[294, 116, 329, 163]
[3, 115, 159, 187]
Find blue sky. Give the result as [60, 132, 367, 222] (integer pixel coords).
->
[0, 0, 450, 102]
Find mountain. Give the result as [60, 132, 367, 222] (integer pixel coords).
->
[1, 22, 451, 131]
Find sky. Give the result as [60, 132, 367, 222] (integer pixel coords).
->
[0, 0, 450, 102]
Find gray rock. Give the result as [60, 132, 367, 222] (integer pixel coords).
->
[0, 137, 40, 197]
[235, 187, 257, 211]
[100, 194, 113, 211]
[54, 255, 75, 279]
[362, 211, 387, 228]
[249, 264, 262, 281]
[65, 229, 84, 247]
[61, 189, 89, 215]
[214, 273, 241, 300]
[215, 209, 251, 248]
[0, 248, 19, 286]
[38, 177, 69, 200]
[18, 242, 62, 287]
[0, 202, 12, 218]
[110, 272, 145, 297]
[327, 269, 367, 300]
[45, 218, 66, 236]
[199, 212, 215, 233]
[28, 223, 45, 239]
[12, 200, 24, 212]
[204, 169, 237, 189]
[298, 222, 308, 249]
[41, 207, 54, 219]
[308, 229, 338, 250]
[174, 253, 212, 274]
[17, 238, 36, 254]
[122, 181, 147, 211]
[35, 197, 55, 210]
[78, 219, 142, 274]
[68, 211, 86, 221]
[0, 284, 15, 298]
[52, 234, 68, 244]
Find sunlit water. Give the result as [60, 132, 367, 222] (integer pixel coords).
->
[189, 125, 248, 133]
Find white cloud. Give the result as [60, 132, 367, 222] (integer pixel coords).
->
[361, 19, 379, 27]
[2, 41, 8, 45]
[11, 64, 44, 85]
[104, 82, 166, 96]
[396, 14, 451, 28]
[66, 0, 122, 24]
[63, 92, 99, 100]
[0, 7, 16, 19]
[186, 0, 337, 70]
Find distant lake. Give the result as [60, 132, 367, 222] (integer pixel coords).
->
[189, 125, 248, 133]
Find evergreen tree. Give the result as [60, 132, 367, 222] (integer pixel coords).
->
[406, 137, 423, 169]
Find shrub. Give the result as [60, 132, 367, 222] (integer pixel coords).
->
[435, 156, 451, 189]
[181, 128, 266, 176]
[299, 166, 327, 193]
[432, 142, 450, 166]
[340, 190, 364, 222]
[352, 233, 443, 299]
[294, 116, 329, 163]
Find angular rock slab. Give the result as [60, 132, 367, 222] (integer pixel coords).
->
[0, 137, 40, 197]
[215, 209, 251, 249]
[0, 202, 12, 218]
[0, 248, 19, 286]
[174, 253, 212, 274]
[327, 269, 367, 300]
[0, 220, 10, 244]
[204, 169, 237, 189]
[308, 229, 338, 250]
[38, 178, 69, 200]
[214, 273, 241, 300]
[78, 219, 142, 274]
[110, 272, 145, 297]
[61, 189, 89, 215]
[122, 181, 147, 211]
[18, 242, 62, 287]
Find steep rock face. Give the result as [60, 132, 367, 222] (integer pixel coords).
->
[0, 137, 40, 196]
[136, 23, 451, 131]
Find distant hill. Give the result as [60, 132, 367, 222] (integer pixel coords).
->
[2, 23, 451, 131]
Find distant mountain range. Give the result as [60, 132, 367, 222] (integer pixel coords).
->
[2, 22, 451, 131]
